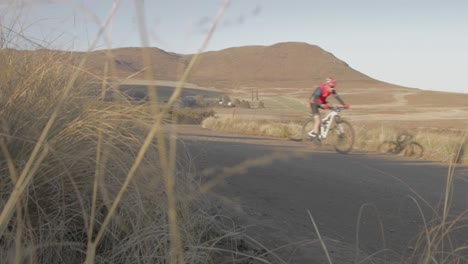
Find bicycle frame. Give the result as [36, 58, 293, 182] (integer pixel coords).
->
[318, 110, 339, 139]
[308, 107, 343, 139]
[303, 106, 353, 153]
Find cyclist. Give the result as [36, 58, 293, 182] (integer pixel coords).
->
[308, 77, 349, 139]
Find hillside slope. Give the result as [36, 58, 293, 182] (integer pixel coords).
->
[77, 42, 385, 89]
[186, 42, 374, 88]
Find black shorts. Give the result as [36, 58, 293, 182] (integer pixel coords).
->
[310, 101, 326, 115]
[310, 103, 319, 115]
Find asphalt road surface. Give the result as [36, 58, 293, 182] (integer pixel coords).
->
[175, 125, 468, 263]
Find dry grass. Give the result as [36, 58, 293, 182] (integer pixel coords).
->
[0, 1, 261, 263]
[354, 125, 467, 164]
[0, 46, 244, 264]
[404, 195, 468, 263]
[202, 116, 468, 164]
[202, 116, 300, 139]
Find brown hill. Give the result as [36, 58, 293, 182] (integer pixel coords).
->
[6, 42, 407, 91]
[81, 47, 185, 80]
[75, 42, 386, 89]
[186, 42, 374, 88]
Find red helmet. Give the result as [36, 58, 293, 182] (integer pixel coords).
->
[325, 77, 336, 87]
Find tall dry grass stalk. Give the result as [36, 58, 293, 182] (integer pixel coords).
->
[403, 135, 468, 263]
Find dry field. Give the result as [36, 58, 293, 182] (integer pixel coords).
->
[202, 81, 468, 165]
[215, 82, 468, 131]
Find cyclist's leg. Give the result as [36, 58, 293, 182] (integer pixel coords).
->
[309, 103, 321, 138]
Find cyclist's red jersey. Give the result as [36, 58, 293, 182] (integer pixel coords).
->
[310, 83, 336, 104]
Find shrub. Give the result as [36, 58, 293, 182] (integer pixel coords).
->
[171, 108, 216, 124]
[239, 100, 250, 108]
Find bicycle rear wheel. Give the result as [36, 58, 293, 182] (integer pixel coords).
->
[402, 142, 424, 157]
[378, 141, 400, 154]
[329, 119, 354, 154]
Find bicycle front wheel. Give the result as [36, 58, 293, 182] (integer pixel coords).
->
[329, 119, 354, 154]
[402, 142, 424, 157]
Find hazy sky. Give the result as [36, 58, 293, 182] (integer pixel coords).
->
[1, 0, 467, 94]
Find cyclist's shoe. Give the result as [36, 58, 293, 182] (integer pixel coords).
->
[308, 132, 323, 139]
[308, 131, 318, 138]
[307, 132, 322, 145]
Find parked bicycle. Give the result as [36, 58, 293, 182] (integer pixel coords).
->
[302, 106, 355, 154]
[378, 132, 424, 157]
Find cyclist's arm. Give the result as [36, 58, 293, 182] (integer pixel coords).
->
[332, 90, 346, 105]
[309, 88, 322, 104]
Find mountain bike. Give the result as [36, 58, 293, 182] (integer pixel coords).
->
[377, 132, 424, 157]
[302, 106, 355, 154]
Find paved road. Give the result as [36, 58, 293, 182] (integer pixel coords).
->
[175, 125, 468, 263]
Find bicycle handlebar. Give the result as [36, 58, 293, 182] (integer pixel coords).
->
[329, 106, 347, 111]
